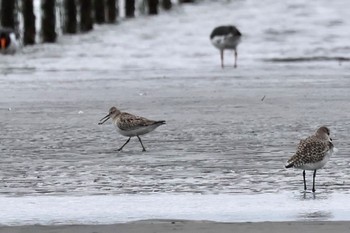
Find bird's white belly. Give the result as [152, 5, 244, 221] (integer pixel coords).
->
[297, 147, 337, 170]
[7, 42, 18, 53]
[115, 124, 159, 137]
[211, 35, 240, 50]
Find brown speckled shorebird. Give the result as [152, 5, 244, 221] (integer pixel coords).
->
[98, 107, 165, 151]
[285, 126, 337, 192]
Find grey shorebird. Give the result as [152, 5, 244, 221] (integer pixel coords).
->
[210, 25, 242, 68]
[285, 126, 337, 192]
[98, 107, 165, 151]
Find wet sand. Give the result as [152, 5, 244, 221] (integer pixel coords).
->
[1, 0, 350, 197]
[1, 220, 350, 233]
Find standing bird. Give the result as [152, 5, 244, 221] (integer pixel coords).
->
[285, 126, 336, 192]
[0, 28, 19, 55]
[210, 25, 241, 68]
[98, 107, 166, 152]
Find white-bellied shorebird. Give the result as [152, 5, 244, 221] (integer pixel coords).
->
[285, 126, 336, 192]
[98, 106, 166, 152]
[0, 28, 19, 55]
[210, 25, 241, 68]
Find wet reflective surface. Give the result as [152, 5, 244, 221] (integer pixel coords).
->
[1, 192, 350, 225]
[1, 68, 350, 196]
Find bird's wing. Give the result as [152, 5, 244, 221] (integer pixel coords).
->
[288, 136, 330, 166]
[117, 112, 155, 131]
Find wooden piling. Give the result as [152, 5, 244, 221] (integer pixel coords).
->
[80, 0, 93, 32]
[106, 0, 117, 23]
[147, 0, 158, 15]
[94, 0, 105, 24]
[1, 0, 16, 28]
[41, 0, 57, 42]
[125, 0, 135, 18]
[64, 0, 77, 33]
[22, 0, 36, 45]
[162, 0, 172, 10]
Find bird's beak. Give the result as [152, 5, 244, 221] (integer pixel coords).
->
[98, 114, 110, 125]
[1, 38, 6, 49]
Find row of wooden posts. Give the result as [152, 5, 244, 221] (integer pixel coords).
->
[0, 0, 195, 46]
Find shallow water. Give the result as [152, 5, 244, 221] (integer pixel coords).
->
[1, 0, 350, 225]
[1, 192, 350, 225]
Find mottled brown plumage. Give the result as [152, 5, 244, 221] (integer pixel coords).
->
[286, 136, 333, 168]
[117, 112, 161, 131]
[285, 126, 336, 192]
[99, 106, 165, 151]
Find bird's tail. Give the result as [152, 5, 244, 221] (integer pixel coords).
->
[285, 154, 296, 168]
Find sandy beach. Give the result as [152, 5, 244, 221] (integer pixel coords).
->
[1, 220, 350, 233]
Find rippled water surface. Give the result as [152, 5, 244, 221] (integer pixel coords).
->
[1, 0, 350, 224]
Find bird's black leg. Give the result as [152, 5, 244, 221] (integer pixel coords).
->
[137, 136, 146, 152]
[312, 170, 317, 193]
[220, 49, 224, 68]
[303, 170, 307, 191]
[117, 137, 131, 151]
[234, 50, 238, 68]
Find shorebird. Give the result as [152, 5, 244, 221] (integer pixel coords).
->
[285, 126, 336, 192]
[210, 25, 241, 68]
[98, 106, 166, 151]
[0, 28, 19, 55]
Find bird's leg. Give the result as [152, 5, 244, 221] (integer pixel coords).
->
[312, 170, 317, 193]
[220, 49, 224, 68]
[117, 137, 131, 151]
[303, 170, 307, 191]
[234, 50, 238, 68]
[137, 136, 146, 152]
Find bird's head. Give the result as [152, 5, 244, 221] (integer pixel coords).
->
[315, 126, 331, 141]
[98, 106, 121, 125]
